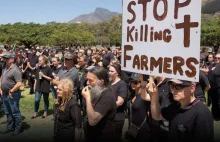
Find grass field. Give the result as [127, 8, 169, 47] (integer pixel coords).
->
[19, 88, 54, 114]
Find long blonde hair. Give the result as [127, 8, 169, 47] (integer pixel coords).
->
[57, 79, 74, 111]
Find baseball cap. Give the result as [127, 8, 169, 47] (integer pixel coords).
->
[3, 53, 16, 59]
[64, 52, 74, 59]
[130, 73, 140, 81]
[168, 79, 195, 85]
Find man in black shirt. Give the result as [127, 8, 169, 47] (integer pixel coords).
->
[149, 79, 214, 142]
[27, 49, 38, 94]
[82, 66, 116, 142]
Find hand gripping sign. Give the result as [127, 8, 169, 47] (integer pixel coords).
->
[122, 0, 201, 82]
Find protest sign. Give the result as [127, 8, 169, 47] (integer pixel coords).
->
[122, 0, 201, 82]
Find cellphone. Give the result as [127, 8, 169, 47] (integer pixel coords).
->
[143, 75, 149, 81]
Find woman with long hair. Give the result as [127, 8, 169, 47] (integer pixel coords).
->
[54, 78, 82, 141]
[31, 55, 53, 119]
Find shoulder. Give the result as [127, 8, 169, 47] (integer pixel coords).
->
[68, 98, 80, 107]
[194, 102, 212, 115]
[101, 87, 116, 100]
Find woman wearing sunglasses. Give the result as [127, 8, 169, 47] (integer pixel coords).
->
[125, 74, 151, 142]
[208, 53, 220, 120]
[148, 78, 213, 142]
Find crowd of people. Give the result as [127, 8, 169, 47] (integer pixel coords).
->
[0, 45, 218, 142]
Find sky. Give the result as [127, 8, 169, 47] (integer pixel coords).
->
[0, 0, 122, 24]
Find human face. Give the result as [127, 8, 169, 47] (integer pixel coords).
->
[78, 57, 86, 68]
[130, 80, 140, 90]
[57, 84, 64, 98]
[108, 66, 118, 81]
[169, 83, 192, 102]
[208, 55, 214, 63]
[52, 58, 59, 67]
[86, 72, 98, 87]
[5, 57, 14, 66]
[215, 54, 220, 64]
[38, 57, 44, 66]
[87, 50, 92, 56]
[64, 58, 72, 67]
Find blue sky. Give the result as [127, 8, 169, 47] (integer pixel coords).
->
[0, 0, 122, 24]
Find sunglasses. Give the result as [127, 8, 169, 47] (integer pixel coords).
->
[215, 57, 220, 60]
[130, 80, 139, 85]
[169, 83, 191, 90]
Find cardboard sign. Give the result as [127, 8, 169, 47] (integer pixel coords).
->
[121, 0, 201, 82]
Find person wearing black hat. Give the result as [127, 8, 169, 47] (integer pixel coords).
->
[0, 52, 23, 135]
[125, 73, 151, 142]
[147, 78, 214, 142]
[108, 63, 128, 142]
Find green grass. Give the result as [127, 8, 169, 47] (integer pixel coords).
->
[20, 88, 54, 113]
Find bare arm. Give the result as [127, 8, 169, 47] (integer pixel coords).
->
[10, 82, 22, 93]
[146, 79, 164, 121]
[140, 74, 151, 102]
[82, 87, 104, 126]
[52, 77, 60, 86]
[41, 74, 52, 81]
[116, 96, 124, 107]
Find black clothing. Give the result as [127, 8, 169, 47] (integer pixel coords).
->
[27, 54, 38, 94]
[195, 71, 209, 102]
[130, 94, 151, 142]
[112, 80, 127, 121]
[54, 98, 81, 141]
[28, 55, 38, 68]
[162, 99, 214, 142]
[86, 87, 116, 142]
[112, 80, 127, 142]
[208, 65, 220, 119]
[35, 65, 53, 93]
[150, 79, 172, 142]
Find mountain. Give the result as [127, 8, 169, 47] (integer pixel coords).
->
[68, 8, 120, 24]
[202, 0, 220, 14]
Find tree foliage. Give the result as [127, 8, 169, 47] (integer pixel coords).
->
[0, 14, 219, 48]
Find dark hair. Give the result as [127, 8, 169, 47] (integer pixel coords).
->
[110, 62, 121, 77]
[88, 67, 109, 87]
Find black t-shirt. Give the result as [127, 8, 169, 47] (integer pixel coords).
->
[52, 65, 63, 78]
[208, 65, 220, 88]
[132, 94, 150, 129]
[151, 78, 173, 131]
[161, 99, 214, 142]
[54, 98, 81, 139]
[35, 65, 53, 93]
[87, 87, 116, 142]
[195, 71, 210, 98]
[112, 80, 127, 121]
[28, 55, 38, 68]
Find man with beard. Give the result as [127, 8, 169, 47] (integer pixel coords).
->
[82, 66, 116, 142]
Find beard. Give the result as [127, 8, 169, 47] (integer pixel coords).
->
[90, 85, 103, 104]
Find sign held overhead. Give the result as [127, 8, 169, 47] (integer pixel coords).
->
[122, 0, 201, 82]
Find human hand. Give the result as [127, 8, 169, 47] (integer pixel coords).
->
[9, 91, 13, 99]
[146, 77, 158, 96]
[39, 71, 44, 77]
[81, 86, 91, 100]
